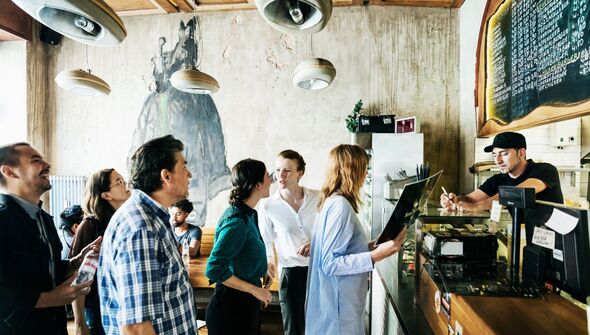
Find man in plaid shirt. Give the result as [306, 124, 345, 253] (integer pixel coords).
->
[98, 135, 198, 334]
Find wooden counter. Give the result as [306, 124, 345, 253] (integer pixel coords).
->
[418, 260, 588, 335]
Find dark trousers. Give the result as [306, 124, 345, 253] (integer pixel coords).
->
[84, 306, 105, 335]
[279, 266, 308, 335]
[206, 283, 261, 335]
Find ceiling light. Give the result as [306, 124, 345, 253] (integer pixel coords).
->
[170, 15, 220, 95]
[170, 67, 220, 94]
[292, 58, 336, 90]
[255, 0, 332, 34]
[11, 0, 126, 46]
[55, 69, 111, 96]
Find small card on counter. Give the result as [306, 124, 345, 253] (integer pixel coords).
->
[490, 200, 502, 222]
[532, 226, 555, 250]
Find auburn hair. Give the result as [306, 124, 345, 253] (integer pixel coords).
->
[318, 144, 369, 213]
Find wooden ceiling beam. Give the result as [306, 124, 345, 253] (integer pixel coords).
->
[150, 0, 179, 12]
[107, 0, 464, 15]
[176, 0, 195, 12]
[450, 0, 465, 8]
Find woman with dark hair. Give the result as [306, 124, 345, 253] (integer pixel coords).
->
[259, 150, 319, 335]
[70, 169, 130, 335]
[205, 159, 273, 335]
[305, 144, 407, 335]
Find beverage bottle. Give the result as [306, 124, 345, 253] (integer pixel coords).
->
[72, 250, 99, 286]
[182, 239, 190, 266]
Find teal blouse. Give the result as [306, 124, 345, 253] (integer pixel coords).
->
[205, 202, 268, 286]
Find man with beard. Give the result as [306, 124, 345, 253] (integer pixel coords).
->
[171, 199, 202, 257]
[0, 143, 99, 335]
[98, 135, 198, 335]
[440, 132, 563, 241]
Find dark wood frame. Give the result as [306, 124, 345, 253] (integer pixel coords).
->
[475, 0, 590, 137]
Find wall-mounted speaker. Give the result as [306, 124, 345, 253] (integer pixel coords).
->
[40, 25, 62, 45]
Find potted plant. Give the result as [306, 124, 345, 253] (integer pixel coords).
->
[346, 99, 363, 133]
[346, 99, 371, 148]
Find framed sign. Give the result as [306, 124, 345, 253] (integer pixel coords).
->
[476, 0, 590, 137]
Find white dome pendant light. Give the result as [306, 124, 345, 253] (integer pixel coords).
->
[55, 45, 111, 96]
[11, 0, 126, 47]
[55, 69, 111, 96]
[292, 58, 336, 90]
[170, 9, 219, 94]
[255, 0, 332, 34]
[292, 35, 335, 90]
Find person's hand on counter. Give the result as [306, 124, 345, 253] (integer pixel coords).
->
[440, 192, 458, 210]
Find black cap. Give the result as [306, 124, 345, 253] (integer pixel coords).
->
[484, 132, 527, 152]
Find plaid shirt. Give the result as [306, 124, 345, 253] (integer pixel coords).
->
[98, 190, 197, 335]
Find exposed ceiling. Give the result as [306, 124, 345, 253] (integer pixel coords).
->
[105, 0, 465, 15]
[0, 0, 464, 41]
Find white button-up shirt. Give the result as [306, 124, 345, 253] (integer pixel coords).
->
[259, 187, 320, 268]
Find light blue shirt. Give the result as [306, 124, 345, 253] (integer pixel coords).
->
[305, 195, 374, 335]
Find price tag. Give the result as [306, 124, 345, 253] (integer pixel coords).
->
[490, 200, 502, 222]
[532, 226, 555, 250]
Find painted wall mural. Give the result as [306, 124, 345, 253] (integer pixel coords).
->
[128, 18, 231, 225]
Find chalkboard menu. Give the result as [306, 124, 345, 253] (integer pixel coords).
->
[480, 0, 590, 134]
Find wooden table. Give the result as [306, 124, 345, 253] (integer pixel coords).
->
[186, 258, 279, 292]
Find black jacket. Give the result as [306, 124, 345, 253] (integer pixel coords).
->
[0, 193, 68, 335]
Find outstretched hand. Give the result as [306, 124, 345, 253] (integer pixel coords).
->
[35, 272, 92, 308]
[370, 226, 408, 264]
[70, 236, 102, 270]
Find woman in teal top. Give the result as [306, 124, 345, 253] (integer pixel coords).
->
[206, 158, 273, 335]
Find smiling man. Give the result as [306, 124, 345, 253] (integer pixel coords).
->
[0, 143, 98, 335]
[440, 132, 564, 239]
[98, 135, 198, 335]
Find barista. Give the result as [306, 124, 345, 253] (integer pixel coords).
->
[440, 131, 563, 213]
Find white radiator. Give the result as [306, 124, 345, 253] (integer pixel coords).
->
[48, 175, 87, 222]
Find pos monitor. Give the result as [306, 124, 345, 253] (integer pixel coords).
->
[375, 171, 442, 245]
[525, 201, 590, 301]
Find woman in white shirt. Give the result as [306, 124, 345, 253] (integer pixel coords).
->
[260, 150, 320, 335]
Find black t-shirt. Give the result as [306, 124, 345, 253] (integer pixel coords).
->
[479, 159, 563, 242]
[479, 159, 563, 203]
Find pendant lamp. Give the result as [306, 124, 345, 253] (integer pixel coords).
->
[170, 66, 219, 94]
[11, 0, 126, 46]
[170, 15, 219, 95]
[292, 58, 336, 90]
[255, 0, 332, 34]
[55, 69, 111, 96]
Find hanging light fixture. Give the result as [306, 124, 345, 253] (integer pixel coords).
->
[170, 5, 219, 95]
[55, 69, 111, 96]
[55, 45, 111, 96]
[292, 33, 335, 90]
[292, 58, 335, 90]
[255, 0, 332, 34]
[11, 0, 126, 47]
[170, 67, 219, 94]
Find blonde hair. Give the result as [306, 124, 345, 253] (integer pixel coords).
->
[318, 144, 369, 213]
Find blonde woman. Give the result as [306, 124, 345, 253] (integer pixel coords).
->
[305, 144, 407, 335]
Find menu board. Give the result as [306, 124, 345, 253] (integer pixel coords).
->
[485, 0, 590, 126]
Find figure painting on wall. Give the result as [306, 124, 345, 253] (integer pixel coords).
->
[129, 18, 230, 226]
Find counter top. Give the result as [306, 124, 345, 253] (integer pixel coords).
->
[374, 254, 433, 335]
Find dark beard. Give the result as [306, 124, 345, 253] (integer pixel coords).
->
[173, 221, 185, 228]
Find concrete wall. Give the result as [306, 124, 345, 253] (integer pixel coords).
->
[458, 0, 486, 194]
[0, 41, 26, 144]
[46, 7, 459, 226]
